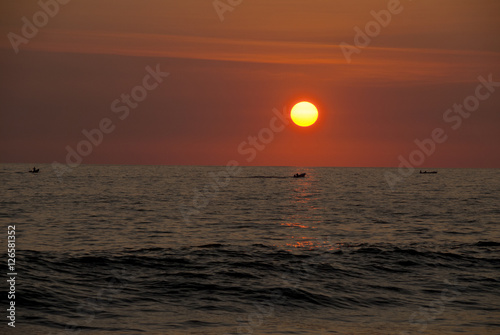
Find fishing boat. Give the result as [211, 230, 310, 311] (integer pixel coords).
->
[293, 173, 306, 178]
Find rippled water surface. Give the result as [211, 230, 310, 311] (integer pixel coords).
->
[1, 165, 499, 334]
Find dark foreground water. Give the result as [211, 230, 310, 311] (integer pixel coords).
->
[1, 164, 499, 334]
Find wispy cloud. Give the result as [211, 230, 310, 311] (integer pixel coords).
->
[2, 29, 498, 85]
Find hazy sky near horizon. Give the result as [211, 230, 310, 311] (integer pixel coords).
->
[1, 0, 499, 167]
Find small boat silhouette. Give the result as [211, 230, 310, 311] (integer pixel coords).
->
[29, 167, 40, 173]
[293, 173, 306, 178]
[419, 170, 437, 174]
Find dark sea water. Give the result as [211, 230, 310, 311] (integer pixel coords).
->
[1, 164, 499, 335]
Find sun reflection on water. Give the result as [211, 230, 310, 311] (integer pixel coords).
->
[281, 222, 314, 229]
[284, 237, 348, 252]
[279, 169, 339, 251]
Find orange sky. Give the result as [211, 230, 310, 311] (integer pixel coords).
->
[1, 0, 499, 167]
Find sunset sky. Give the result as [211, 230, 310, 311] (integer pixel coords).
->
[1, 0, 499, 167]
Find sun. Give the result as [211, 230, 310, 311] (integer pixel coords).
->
[290, 101, 318, 127]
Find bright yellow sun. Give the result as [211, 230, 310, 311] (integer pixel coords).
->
[290, 101, 318, 127]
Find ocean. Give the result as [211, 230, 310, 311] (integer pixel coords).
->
[1, 164, 499, 334]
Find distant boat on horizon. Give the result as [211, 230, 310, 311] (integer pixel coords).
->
[419, 170, 437, 174]
[293, 173, 306, 178]
[29, 167, 40, 173]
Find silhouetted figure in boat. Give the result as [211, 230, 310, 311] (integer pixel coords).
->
[29, 167, 40, 173]
[293, 173, 306, 178]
